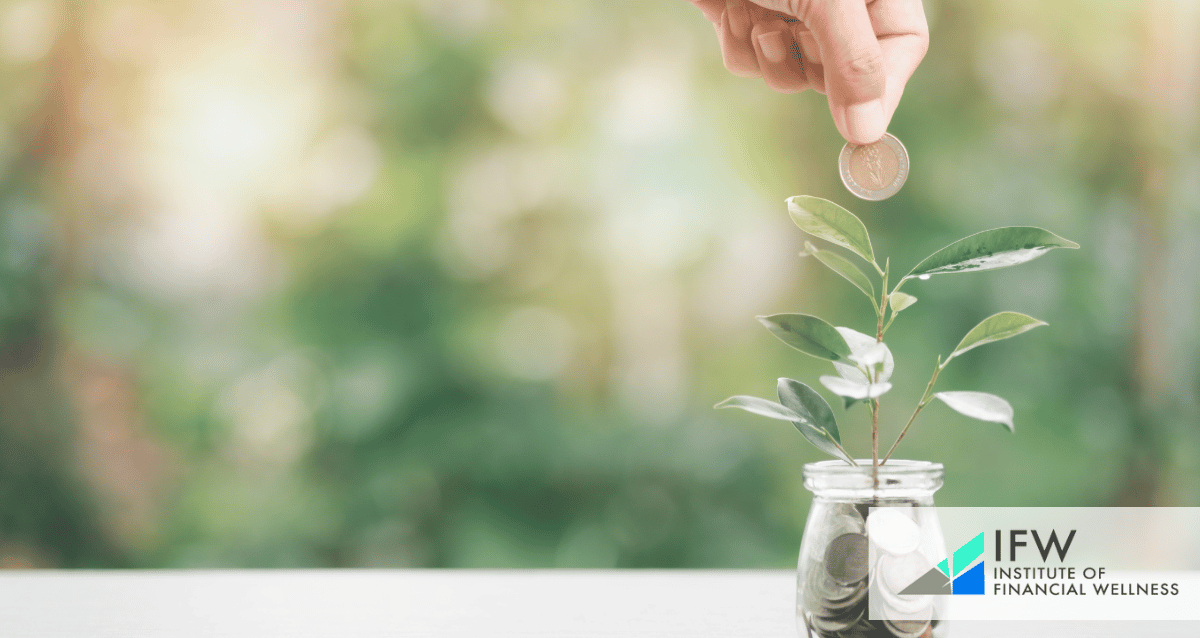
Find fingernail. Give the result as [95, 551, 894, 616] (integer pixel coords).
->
[757, 31, 787, 64]
[845, 100, 886, 144]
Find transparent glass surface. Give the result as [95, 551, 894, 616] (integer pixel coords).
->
[797, 460, 948, 638]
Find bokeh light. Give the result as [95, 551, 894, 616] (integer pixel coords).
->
[0, 0, 1197, 569]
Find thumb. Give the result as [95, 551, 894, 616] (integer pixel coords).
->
[804, 0, 887, 144]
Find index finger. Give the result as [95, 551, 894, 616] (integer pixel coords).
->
[686, 0, 726, 24]
[867, 0, 929, 123]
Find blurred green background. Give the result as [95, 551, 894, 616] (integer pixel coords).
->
[0, 0, 1198, 569]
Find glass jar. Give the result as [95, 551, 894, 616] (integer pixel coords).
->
[797, 460, 947, 638]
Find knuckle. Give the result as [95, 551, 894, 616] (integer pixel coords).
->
[840, 49, 884, 84]
[721, 38, 762, 77]
[787, 0, 817, 21]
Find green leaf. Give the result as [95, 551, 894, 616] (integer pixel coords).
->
[889, 292, 917, 314]
[716, 390, 856, 466]
[949, 312, 1047, 361]
[714, 395, 802, 422]
[776, 378, 840, 443]
[804, 242, 877, 309]
[904, 227, 1079, 281]
[786, 196, 875, 265]
[934, 391, 1014, 432]
[777, 378, 856, 465]
[758, 314, 852, 361]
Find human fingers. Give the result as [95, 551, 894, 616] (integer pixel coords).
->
[685, 0, 726, 23]
[684, 0, 760, 77]
[805, 60, 828, 94]
[868, 0, 929, 123]
[804, 0, 889, 144]
[720, 0, 761, 78]
[790, 23, 826, 94]
[875, 35, 926, 123]
[752, 19, 808, 92]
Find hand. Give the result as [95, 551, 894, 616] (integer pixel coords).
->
[687, 0, 929, 145]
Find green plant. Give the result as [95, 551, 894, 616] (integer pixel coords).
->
[716, 196, 1078, 477]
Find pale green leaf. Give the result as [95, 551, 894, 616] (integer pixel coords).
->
[950, 312, 1047, 360]
[832, 327, 893, 384]
[786, 196, 875, 265]
[905, 227, 1078, 281]
[934, 391, 1015, 432]
[804, 241, 876, 308]
[777, 378, 855, 465]
[819, 375, 892, 400]
[848, 342, 889, 369]
[889, 292, 917, 313]
[758, 314, 852, 361]
[714, 395, 802, 422]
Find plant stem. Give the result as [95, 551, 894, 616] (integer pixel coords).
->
[876, 302, 886, 342]
[870, 260, 889, 487]
[871, 396, 880, 488]
[881, 279, 907, 336]
[881, 356, 944, 464]
[881, 308, 898, 335]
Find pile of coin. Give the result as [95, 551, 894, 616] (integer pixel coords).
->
[799, 504, 938, 638]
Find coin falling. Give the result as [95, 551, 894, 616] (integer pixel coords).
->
[839, 133, 910, 201]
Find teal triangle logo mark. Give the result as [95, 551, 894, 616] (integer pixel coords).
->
[952, 532, 984, 576]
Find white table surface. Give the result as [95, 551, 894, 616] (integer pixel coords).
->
[0, 569, 1194, 637]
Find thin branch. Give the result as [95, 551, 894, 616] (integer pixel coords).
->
[882, 355, 945, 464]
[871, 396, 880, 486]
[881, 309, 899, 336]
[870, 365, 881, 488]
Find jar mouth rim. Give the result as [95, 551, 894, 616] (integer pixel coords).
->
[803, 459, 943, 477]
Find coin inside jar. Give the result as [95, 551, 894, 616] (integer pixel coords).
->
[839, 133, 909, 201]
[866, 508, 921, 555]
[825, 532, 869, 586]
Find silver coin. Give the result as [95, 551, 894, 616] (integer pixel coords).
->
[804, 573, 860, 614]
[839, 133, 909, 201]
[884, 618, 933, 638]
[809, 604, 865, 634]
[867, 508, 921, 555]
[821, 584, 868, 615]
[806, 561, 863, 604]
[833, 625, 881, 638]
[806, 508, 863, 562]
[825, 532, 870, 585]
[875, 593, 934, 635]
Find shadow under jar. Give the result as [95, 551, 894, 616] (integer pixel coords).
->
[797, 460, 948, 638]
